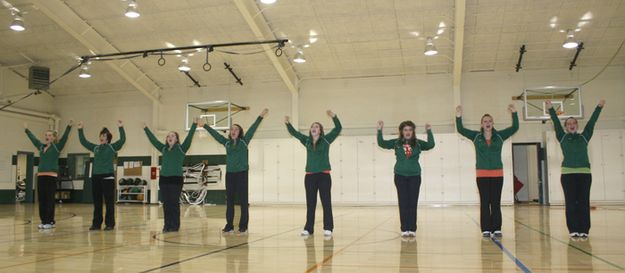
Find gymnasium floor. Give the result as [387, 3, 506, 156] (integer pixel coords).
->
[0, 204, 624, 272]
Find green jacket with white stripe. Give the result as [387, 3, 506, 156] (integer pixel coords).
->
[78, 126, 126, 175]
[203, 116, 263, 173]
[25, 125, 72, 173]
[286, 116, 342, 173]
[548, 106, 602, 170]
[144, 123, 196, 177]
[456, 112, 519, 170]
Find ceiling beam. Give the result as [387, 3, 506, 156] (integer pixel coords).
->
[30, 0, 161, 104]
[232, 0, 299, 95]
[452, 0, 466, 106]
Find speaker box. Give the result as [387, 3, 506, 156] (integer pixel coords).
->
[28, 66, 50, 90]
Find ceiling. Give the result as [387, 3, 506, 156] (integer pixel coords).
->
[0, 0, 623, 96]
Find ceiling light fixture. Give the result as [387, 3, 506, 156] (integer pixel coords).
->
[293, 50, 306, 63]
[562, 29, 579, 49]
[78, 63, 92, 78]
[8, 7, 25, 32]
[260, 0, 277, 4]
[423, 37, 438, 56]
[124, 0, 140, 18]
[178, 58, 191, 72]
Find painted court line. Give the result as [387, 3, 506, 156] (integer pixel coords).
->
[466, 214, 533, 273]
[511, 217, 625, 271]
[303, 216, 393, 273]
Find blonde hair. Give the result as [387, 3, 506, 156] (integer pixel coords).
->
[46, 130, 59, 143]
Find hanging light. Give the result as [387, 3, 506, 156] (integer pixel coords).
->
[9, 16, 25, 31]
[260, 0, 277, 4]
[78, 63, 92, 78]
[562, 29, 579, 49]
[293, 50, 306, 63]
[423, 37, 438, 56]
[178, 58, 191, 72]
[124, 0, 140, 18]
[9, 8, 25, 32]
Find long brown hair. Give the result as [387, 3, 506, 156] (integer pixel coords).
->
[164, 131, 180, 148]
[398, 121, 417, 147]
[228, 124, 245, 141]
[309, 122, 325, 150]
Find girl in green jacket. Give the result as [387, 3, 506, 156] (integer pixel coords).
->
[456, 104, 519, 238]
[286, 110, 342, 237]
[77, 120, 125, 231]
[204, 108, 268, 234]
[24, 121, 73, 230]
[144, 118, 201, 233]
[546, 99, 604, 239]
[377, 120, 435, 237]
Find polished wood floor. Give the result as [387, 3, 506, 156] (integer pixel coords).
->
[0, 203, 624, 272]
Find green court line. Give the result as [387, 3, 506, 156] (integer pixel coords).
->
[512, 218, 625, 271]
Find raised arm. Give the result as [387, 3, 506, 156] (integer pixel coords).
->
[324, 110, 342, 143]
[203, 123, 228, 145]
[144, 125, 165, 151]
[455, 106, 479, 140]
[180, 122, 198, 153]
[24, 125, 43, 148]
[285, 116, 308, 145]
[56, 123, 73, 151]
[77, 122, 96, 151]
[244, 110, 266, 143]
[376, 121, 395, 149]
[546, 101, 565, 141]
[418, 124, 435, 151]
[582, 100, 604, 141]
[499, 105, 519, 141]
[111, 121, 126, 151]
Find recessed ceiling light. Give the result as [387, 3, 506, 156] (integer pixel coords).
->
[178, 58, 191, 72]
[260, 0, 277, 4]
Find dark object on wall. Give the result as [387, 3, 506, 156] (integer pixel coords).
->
[28, 66, 50, 90]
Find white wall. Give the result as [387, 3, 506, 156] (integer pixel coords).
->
[546, 129, 625, 205]
[247, 133, 513, 205]
[0, 68, 56, 190]
[5, 65, 624, 204]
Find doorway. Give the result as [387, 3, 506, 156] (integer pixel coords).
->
[15, 152, 34, 203]
[512, 143, 546, 204]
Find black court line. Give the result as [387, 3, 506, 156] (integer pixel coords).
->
[511, 217, 625, 271]
[141, 211, 354, 272]
[139, 225, 303, 273]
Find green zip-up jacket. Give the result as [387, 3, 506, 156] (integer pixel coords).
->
[25, 125, 72, 173]
[286, 116, 342, 173]
[144, 123, 197, 177]
[377, 129, 435, 176]
[456, 112, 519, 170]
[549, 106, 602, 170]
[204, 116, 263, 173]
[78, 126, 126, 175]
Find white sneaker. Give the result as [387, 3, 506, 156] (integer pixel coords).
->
[569, 232, 580, 238]
[482, 231, 491, 237]
[300, 230, 310, 236]
[42, 224, 54, 229]
[323, 230, 332, 236]
[579, 233, 588, 238]
[38, 224, 44, 229]
[493, 231, 502, 237]
[401, 231, 410, 237]
[408, 231, 416, 237]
